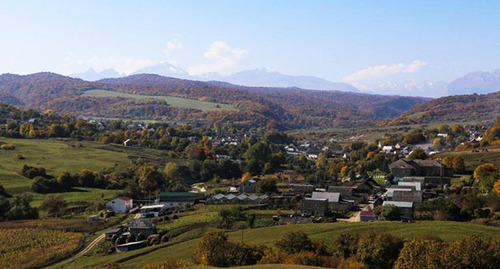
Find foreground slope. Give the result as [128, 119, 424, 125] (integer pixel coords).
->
[67, 221, 500, 269]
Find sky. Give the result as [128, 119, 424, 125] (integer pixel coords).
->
[0, 0, 499, 85]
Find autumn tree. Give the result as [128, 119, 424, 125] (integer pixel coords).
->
[408, 148, 427, 160]
[442, 235, 500, 269]
[394, 237, 445, 269]
[275, 231, 316, 254]
[137, 165, 164, 194]
[473, 163, 499, 193]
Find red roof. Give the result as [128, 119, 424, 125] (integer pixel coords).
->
[360, 211, 374, 216]
[118, 196, 132, 201]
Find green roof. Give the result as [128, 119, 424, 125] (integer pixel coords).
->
[159, 192, 198, 202]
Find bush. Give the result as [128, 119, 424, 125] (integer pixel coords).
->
[0, 143, 15, 150]
[22, 165, 47, 179]
[275, 231, 316, 254]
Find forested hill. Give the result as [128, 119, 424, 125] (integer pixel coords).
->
[380, 91, 500, 126]
[0, 72, 428, 129]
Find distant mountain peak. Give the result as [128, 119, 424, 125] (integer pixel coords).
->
[447, 69, 500, 95]
[132, 62, 190, 79]
[69, 68, 123, 81]
[219, 69, 358, 92]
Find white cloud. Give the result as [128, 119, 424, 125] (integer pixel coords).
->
[188, 41, 248, 75]
[343, 60, 427, 82]
[85, 56, 155, 75]
[164, 40, 182, 56]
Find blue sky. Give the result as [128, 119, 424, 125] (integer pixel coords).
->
[0, 0, 498, 84]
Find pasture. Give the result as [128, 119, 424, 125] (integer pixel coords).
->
[82, 89, 237, 112]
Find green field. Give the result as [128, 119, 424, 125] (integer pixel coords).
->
[82, 89, 237, 112]
[0, 138, 183, 208]
[65, 221, 500, 269]
[433, 144, 500, 171]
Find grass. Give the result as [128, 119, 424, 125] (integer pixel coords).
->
[66, 221, 500, 269]
[82, 89, 237, 112]
[0, 138, 185, 210]
[157, 211, 219, 232]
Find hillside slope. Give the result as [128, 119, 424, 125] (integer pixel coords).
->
[0, 72, 428, 129]
[381, 91, 500, 126]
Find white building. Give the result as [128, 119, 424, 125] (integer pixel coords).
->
[106, 197, 133, 213]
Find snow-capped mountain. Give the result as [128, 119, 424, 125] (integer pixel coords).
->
[447, 69, 500, 95]
[359, 81, 448, 97]
[218, 68, 358, 92]
[69, 68, 123, 81]
[132, 62, 191, 79]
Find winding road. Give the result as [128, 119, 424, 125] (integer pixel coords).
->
[44, 233, 105, 269]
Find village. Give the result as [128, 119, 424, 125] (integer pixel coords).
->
[100, 155, 454, 252]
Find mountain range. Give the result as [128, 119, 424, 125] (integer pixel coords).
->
[69, 64, 500, 97]
[0, 72, 429, 129]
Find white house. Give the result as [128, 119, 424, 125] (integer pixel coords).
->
[106, 197, 133, 213]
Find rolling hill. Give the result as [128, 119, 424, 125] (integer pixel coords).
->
[0, 72, 428, 129]
[381, 91, 500, 126]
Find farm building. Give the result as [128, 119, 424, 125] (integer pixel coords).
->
[389, 159, 453, 179]
[382, 201, 414, 220]
[302, 198, 329, 216]
[128, 218, 157, 238]
[159, 192, 201, 209]
[311, 191, 353, 213]
[106, 196, 133, 214]
[239, 179, 257, 193]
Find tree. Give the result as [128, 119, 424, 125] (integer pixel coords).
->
[56, 170, 76, 189]
[40, 194, 68, 217]
[78, 169, 97, 187]
[442, 235, 500, 269]
[474, 163, 499, 193]
[0, 196, 11, 221]
[408, 148, 427, 160]
[374, 205, 401, 221]
[164, 162, 185, 191]
[394, 238, 445, 269]
[196, 230, 231, 267]
[316, 152, 327, 170]
[443, 155, 466, 173]
[5, 193, 38, 220]
[137, 165, 163, 194]
[275, 231, 316, 254]
[256, 179, 277, 194]
[493, 180, 500, 195]
[241, 172, 252, 183]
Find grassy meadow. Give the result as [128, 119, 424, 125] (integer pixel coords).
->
[0, 138, 184, 208]
[82, 89, 237, 112]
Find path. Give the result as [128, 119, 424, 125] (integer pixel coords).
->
[44, 233, 105, 269]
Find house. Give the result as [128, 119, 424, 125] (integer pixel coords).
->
[128, 218, 157, 237]
[159, 192, 200, 209]
[140, 204, 168, 218]
[382, 146, 394, 154]
[311, 191, 353, 214]
[389, 159, 453, 179]
[360, 210, 376, 221]
[106, 197, 133, 214]
[385, 188, 422, 203]
[328, 186, 354, 197]
[240, 179, 257, 193]
[382, 201, 414, 220]
[302, 198, 329, 217]
[105, 226, 126, 240]
[355, 179, 381, 194]
[289, 183, 315, 195]
[306, 149, 322, 160]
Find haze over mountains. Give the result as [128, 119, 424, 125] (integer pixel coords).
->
[68, 64, 500, 98]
